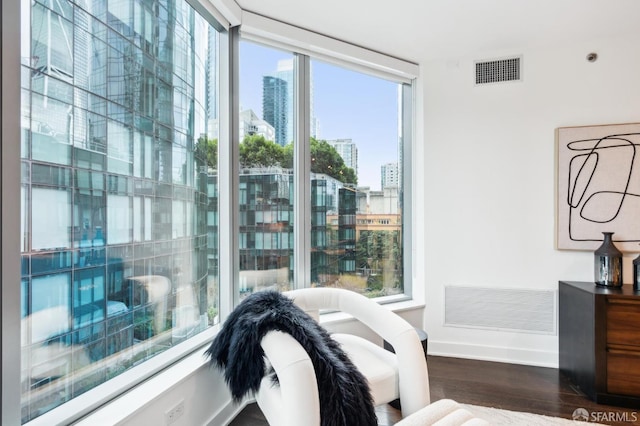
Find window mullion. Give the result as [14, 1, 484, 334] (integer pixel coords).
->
[219, 26, 240, 314]
[401, 82, 414, 298]
[1, 0, 23, 424]
[293, 54, 311, 289]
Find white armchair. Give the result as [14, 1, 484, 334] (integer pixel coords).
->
[256, 287, 430, 425]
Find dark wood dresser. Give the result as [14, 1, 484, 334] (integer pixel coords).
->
[559, 280, 640, 408]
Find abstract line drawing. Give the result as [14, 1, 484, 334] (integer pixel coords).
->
[556, 123, 640, 251]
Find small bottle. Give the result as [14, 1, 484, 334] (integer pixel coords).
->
[594, 232, 623, 287]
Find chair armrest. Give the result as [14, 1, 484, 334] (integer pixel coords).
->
[257, 331, 320, 426]
[286, 288, 430, 416]
[392, 328, 430, 416]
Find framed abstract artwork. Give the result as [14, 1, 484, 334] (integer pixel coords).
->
[556, 122, 640, 251]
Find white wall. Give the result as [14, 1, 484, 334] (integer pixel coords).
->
[121, 364, 237, 426]
[420, 34, 640, 367]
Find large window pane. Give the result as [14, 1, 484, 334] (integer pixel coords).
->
[310, 60, 404, 297]
[20, 0, 220, 422]
[32, 186, 71, 250]
[237, 42, 295, 296]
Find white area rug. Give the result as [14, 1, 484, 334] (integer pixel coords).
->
[464, 404, 601, 425]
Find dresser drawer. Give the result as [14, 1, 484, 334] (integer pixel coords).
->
[607, 298, 640, 346]
[607, 349, 640, 396]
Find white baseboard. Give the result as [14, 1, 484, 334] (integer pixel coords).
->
[207, 398, 254, 426]
[428, 340, 559, 368]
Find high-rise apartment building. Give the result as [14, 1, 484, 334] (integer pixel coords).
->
[381, 162, 399, 188]
[262, 75, 288, 145]
[327, 139, 358, 177]
[263, 59, 318, 146]
[240, 109, 276, 141]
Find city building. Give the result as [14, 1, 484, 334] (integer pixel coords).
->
[19, 2, 215, 421]
[262, 75, 288, 145]
[239, 109, 276, 141]
[326, 138, 358, 177]
[381, 162, 399, 188]
[207, 169, 356, 292]
[263, 59, 319, 145]
[356, 186, 400, 215]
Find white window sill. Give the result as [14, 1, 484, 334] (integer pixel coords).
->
[318, 296, 425, 325]
[72, 346, 213, 426]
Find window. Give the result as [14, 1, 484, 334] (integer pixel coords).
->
[4, 2, 415, 424]
[18, 0, 221, 422]
[309, 61, 406, 296]
[230, 40, 410, 298]
[236, 41, 295, 294]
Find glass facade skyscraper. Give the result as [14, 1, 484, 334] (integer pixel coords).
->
[262, 75, 288, 146]
[262, 59, 318, 146]
[20, 0, 219, 421]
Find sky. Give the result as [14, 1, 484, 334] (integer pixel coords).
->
[239, 41, 400, 190]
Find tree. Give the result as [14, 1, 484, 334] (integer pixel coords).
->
[356, 230, 400, 273]
[239, 134, 285, 168]
[195, 136, 218, 170]
[310, 138, 357, 185]
[277, 138, 357, 185]
[337, 166, 356, 184]
[282, 143, 294, 169]
[356, 231, 372, 270]
[216, 135, 356, 185]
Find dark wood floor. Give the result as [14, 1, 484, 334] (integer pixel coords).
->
[230, 355, 640, 426]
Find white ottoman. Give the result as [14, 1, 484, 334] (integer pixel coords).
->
[395, 399, 490, 426]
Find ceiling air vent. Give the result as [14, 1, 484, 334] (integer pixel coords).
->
[475, 56, 521, 85]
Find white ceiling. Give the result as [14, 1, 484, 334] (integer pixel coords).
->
[234, 0, 640, 63]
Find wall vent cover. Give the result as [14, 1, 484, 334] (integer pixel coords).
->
[475, 56, 521, 84]
[444, 286, 556, 334]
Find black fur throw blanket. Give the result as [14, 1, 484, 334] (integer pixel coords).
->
[205, 290, 377, 426]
